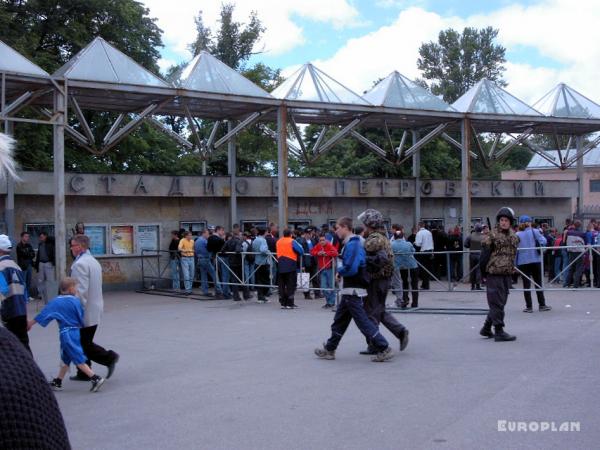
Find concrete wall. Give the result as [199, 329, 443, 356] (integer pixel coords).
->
[2, 172, 577, 289]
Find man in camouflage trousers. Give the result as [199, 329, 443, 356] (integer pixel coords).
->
[479, 207, 519, 342]
[359, 209, 410, 354]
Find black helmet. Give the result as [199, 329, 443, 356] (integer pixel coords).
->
[496, 207, 515, 223]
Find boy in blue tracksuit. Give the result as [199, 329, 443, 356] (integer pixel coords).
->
[28, 277, 105, 392]
[315, 217, 393, 362]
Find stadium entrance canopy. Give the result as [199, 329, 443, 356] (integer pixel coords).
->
[3, 36, 600, 275]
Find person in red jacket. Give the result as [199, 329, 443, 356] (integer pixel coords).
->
[310, 234, 339, 308]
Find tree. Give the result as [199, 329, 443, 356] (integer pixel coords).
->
[189, 3, 264, 70]
[417, 27, 506, 103]
[185, 3, 280, 177]
[0, 0, 180, 174]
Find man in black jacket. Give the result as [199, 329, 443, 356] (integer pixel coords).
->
[207, 226, 230, 299]
[222, 230, 251, 301]
[16, 231, 35, 297]
[34, 232, 55, 303]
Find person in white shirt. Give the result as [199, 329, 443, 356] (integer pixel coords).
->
[414, 222, 434, 289]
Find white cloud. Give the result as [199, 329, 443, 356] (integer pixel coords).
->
[299, 0, 600, 105]
[142, 0, 361, 61]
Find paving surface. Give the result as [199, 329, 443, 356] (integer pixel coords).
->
[27, 286, 600, 450]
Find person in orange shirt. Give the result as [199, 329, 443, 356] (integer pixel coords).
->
[275, 229, 304, 309]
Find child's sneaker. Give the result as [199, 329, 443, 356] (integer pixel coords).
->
[49, 378, 63, 391]
[371, 346, 394, 362]
[90, 374, 105, 393]
[314, 344, 335, 360]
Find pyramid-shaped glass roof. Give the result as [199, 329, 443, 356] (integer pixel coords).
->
[272, 64, 369, 105]
[452, 79, 541, 116]
[363, 71, 454, 111]
[532, 83, 600, 119]
[53, 37, 168, 87]
[0, 40, 49, 77]
[172, 51, 272, 98]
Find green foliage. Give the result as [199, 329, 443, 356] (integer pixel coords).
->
[189, 3, 264, 70]
[417, 27, 506, 103]
[0, 0, 163, 73]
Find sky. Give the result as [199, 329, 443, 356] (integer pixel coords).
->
[141, 0, 600, 105]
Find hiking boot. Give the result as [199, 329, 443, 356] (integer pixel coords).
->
[371, 346, 394, 362]
[539, 305, 552, 312]
[399, 329, 410, 351]
[314, 345, 335, 360]
[90, 375, 105, 392]
[106, 352, 119, 379]
[359, 348, 377, 355]
[479, 326, 494, 338]
[49, 378, 63, 391]
[494, 330, 517, 342]
[523, 307, 533, 313]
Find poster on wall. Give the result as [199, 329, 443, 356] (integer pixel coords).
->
[137, 225, 159, 253]
[111, 225, 134, 255]
[85, 226, 107, 255]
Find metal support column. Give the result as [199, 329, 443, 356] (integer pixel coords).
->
[412, 130, 420, 227]
[227, 121, 237, 229]
[3, 120, 14, 239]
[461, 119, 472, 278]
[576, 135, 584, 218]
[53, 85, 67, 278]
[277, 106, 288, 229]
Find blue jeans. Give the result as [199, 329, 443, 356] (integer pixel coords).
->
[198, 257, 220, 294]
[553, 253, 563, 283]
[319, 268, 336, 306]
[180, 257, 195, 292]
[23, 264, 32, 297]
[325, 294, 388, 352]
[170, 258, 180, 290]
[218, 259, 231, 296]
[244, 261, 255, 286]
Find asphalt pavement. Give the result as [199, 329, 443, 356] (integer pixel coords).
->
[27, 286, 600, 450]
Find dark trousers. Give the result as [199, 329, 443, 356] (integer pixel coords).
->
[565, 252, 585, 287]
[400, 268, 419, 306]
[325, 294, 389, 352]
[484, 274, 511, 329]
[3, 315, 31, 353]
[255, 264, 271, 299]
[76, 325, 116, 376]
[231, 265, 250, 300]
[469, 255, 481, 286]
[365, 279, 407, 344]
[518, 262, 546, 308]
[278, 271, 297, 307]
[417, 251, 433, 288]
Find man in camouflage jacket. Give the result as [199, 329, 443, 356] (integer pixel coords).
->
[480, 207, 520, 342]
[359, 209, 410, 354]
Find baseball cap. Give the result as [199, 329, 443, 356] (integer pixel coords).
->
[0, 234, 12, 251]
[519, 215, 532, 224]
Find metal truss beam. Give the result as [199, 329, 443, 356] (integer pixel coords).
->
[145, 116, 193, 149]
[349, 130, 387, 158]
[493, 128, 534, 160]
[213, 107, 276, 150]
[69, 96, 95, 145]
[397, 122, 449, 164]
[313, 117, 366, 159]
[565, 134, 600, 168]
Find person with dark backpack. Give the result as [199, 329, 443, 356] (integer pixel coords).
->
[314, 216, 393, 363]
[359, 209, 410, 355]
